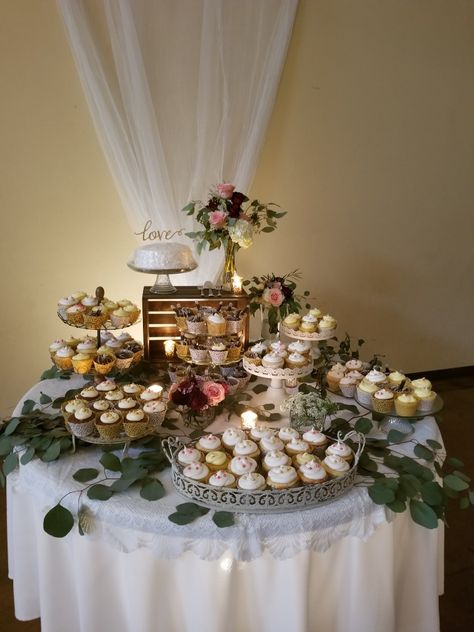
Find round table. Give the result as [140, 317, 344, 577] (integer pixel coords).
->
[6, 376, 444, 632]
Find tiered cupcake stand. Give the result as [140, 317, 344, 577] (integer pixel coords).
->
[279, 324, 337, 360]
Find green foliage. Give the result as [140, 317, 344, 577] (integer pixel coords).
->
[73, 468, 100, 483]
[212, 511, 235, 528]
[168, 502, 210, 525]
[43, 503, 75, 538]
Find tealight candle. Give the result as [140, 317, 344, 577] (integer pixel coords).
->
[164, 339, 176, 359]
[241, 410, 258, 430]
[232, 273, 243, 294]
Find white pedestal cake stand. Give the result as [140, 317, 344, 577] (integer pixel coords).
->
[127, 261, 198, 294]
[242, 357, 314, 405]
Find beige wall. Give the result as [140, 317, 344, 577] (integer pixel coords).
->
[0, 0, 473, 417]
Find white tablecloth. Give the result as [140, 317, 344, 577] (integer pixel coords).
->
[7, 377, 444, 632]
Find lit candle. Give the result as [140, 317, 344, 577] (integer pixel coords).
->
[232, 273, 243, 294]
[241, 410, 258, 430]
[164, 339, 176, 359]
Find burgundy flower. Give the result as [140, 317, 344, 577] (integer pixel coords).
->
[189, 386, 208, 412]
[207, 197, 220, 212]
[228, 203, 242, 219]
[281, 285, 293, 300]
[231, 191, 248, 206]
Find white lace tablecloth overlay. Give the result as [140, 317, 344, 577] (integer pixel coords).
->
[9, 376, 443, 563]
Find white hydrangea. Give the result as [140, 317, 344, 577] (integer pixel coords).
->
[228, 219, 254, 249]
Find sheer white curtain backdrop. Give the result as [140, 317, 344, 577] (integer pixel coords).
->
[58, 0, 298, 283]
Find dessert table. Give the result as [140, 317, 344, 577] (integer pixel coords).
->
[6, 376, 444, 632]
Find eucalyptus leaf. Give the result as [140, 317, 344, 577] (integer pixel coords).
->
[175, 502, 210, 517]
[399, 474, 422, 498]
[212, 511, 235, 528]
[140, 479, 165, 501]
[20, 447, 36, 465]
[21, 399, 36, 415]
[4, 418, 22, 436]
[426, 439, 443, 451]
[43, 503, 74, 538]
[447, 457, 464, 468]
[444, 474, 469, 492]
[168, 512, 198, 526]
[0, 436, 13, 456]
[263, 404, 274, 410]
[99, 452, 122, 472]
[387, 499, 406, 513]
[387, 429, 406, 444]
[354, 417, 373, 435]
[452, 470, 471, 483]
[459, 497, 469, 510]
[40, 392, 52, 405]
[252, 384, 268, 394]
[421, 481, 443, 506]
[73, 468, 99, 483]
[3, 452, 18, 476]
[42, 441, 62, 462]
[368, 484, 395, 505]
[87, 484, 114, 501]
[409, 499, 438, 529]
[414, 444, 434, 461]
[110, 476, 137, 493]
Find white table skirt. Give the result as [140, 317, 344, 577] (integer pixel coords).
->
[6, 377, 444, 632]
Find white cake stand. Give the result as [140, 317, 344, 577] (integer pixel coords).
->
[279, 324, 336, 360]
[127, 262, 198, 294]
[242, 357, 314, 405]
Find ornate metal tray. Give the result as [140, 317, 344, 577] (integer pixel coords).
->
[162, 432, 365, 514]
[280, 324, 337, 341]
[242, 356, 314, 380]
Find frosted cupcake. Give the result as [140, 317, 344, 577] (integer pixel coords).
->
[205, 451, 230, 472]
[278, 426, 300, 443]
[299, 314, 318, 333]
[364, 369, 387, 387]
[79, 386, 100, 403]
[262, 450, 291, 472]
[91, 399, 112, 413]
[339, 376, 357, 398]
[326, 368, 345, 392]
[322, 454, 350, 478]
[237, 472, 266, 491]
[388, 370, 407, 389]
[259, 434, 285, 454]
[183, 462, 209, 483]
[356, 379, 379, 406]
[95, 411, 122, 440]
[110, 308, 130, 328]
[139, 386, 163, 404]
[250, 341, 268, 356]
[394, 392, 418, 416]
[54, 346, 75, 371]
[270, 341, 287, 357]
[123, 408, 148, 437]
[76, 339, 98, 358]
[285, 438, 311, 457]
[326, 440, 353, 463]
[177, 447, 202, 466]
[117, 397, 139, 412]
[286, 352, 308, 369]
[66, 303, 86, 325]
[267, 465, 299, 489]
[208, 470, 236, 488]
[96, 379, 118, 393]
[293, 452, 318, 468]
[68, 407, 95, 437]
[81, 295, 99, 312]
[288, 340, 312, 356]
[249, 424, 274, 441]
[283, 313, 301, 330]
[309, 307, 322, 319]
[186, 313, 207, 335]
[84, 306, 107, 329]
[195, 434, 222, 453]
[229, 456, 257, 476]
[143, 400, 167, 428]
[124, 304, 140, 324]
[261, 352, 284, 369]
[302, 428, 328, 451]
[105, 389, 125, 403]
[299, 460, 328, 484]
[209, 341, 228, 364]
[414, 387, 437, 412]
[345, 359, 363, 372]
[49, 339, 67, 360]
[189, 342, 209, 364]
[233, 439, 260, 459]
[372, 388, 395, 414]
[206, 312, 226, 336]
[410, 377, 432, 391]
[318, 315, 337, 335]
[222, 427, 246, 450]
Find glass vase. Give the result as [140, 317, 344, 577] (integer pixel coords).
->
[220, 240, 237, 289]
[180, 405, 216, 429]
[290, 412, 326, 432]
[260, 307, 278, 340]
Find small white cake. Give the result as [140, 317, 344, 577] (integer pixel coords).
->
[130, 243, 196, 271]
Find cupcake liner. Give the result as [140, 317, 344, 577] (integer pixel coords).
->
[122, 418, 149, 438]
[67, 312, 85, 326]
[95, 420, 122, 440]
[147, 410, 167, 430]
[94, 358, 116, 375]
[207, 322, 226, 336]
[186, 320, 207, 335]
[209, 350, 229, 364]
[115, 355, 134, 371]
[226, 319, 244, 335]
[67, 415, 95, 438]
[84, 314, 108, 329]
[176, 316, 187, 331]
[110, 315, 131, 328]
[339, 383, 356, 398]
[190, 349, 209, 363]
[326, 375, 341, 392]
[227, 346, 242, 362]
[416, 398, 435, 412]
[394, 399, 418, 416]
[356, 386, 373, 406]
[127, 309, 140, 324]
[72, 357, 94, 375]
[54, 356, 73, 371]
[371, 397, 394, 414]
[176, 343, 189, 359]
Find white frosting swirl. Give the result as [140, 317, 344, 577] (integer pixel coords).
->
[268, 465, 298, 484]
[80, 386, 99, 399]
[300, 461, 327, 481]
[260, 435, 285, 453]
[326, 441, 352, 458]
[229, 456, 257, 475]
[323, 455, 350, 472]
[238, 472, 265, 490]
[222, 428, 246, 446]
[183, 462, 209, 480]
[278, 427, 300, 442]
[96, 380, 117, 392]
[208, 470, 235, 487]
[117, 397, 138, 410]
[302, 429, 327, 445]
[178, 447, 202, 464]
[233, 440, 259, 456]
[99, 412, 120, 424]
[249, 424, 274, 440]
[286, 438, 310, 453]
[198, 434, 221, 450]
[74, 408, 93, 421]
[125, 409, 145, 422]
[263, 450, 290, 468]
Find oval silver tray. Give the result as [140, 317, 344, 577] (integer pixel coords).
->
[280, 324, 337, 341]
[162, 432, 365, 514]
[242, 356, 314, 380]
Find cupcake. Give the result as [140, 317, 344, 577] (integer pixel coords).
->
[237, 472, 266, 491]
[115, 349, 135, 371]
[243, 351, 262, 366]
[267, 465, 299, 490]
[61, 399, 86, 424]
[79, 386, 100, 403]
[189, 342, 209, 364]
[285, 438, 311, 457]
[326, 440, 353, 463]
[66, 303, 86, 325]
[76, 339, 98, 357]
[388, 370, 407, 389]
[345, 359, 363, 372]
[123, 408, 148, 437]
[84, 306, 108, 329]
[364, 369, 387, 387]
[95, 411, 122, 440]
[96, 379, 118, 393]
[110, 308, 130, 328]
[278, 427, 300, 443]
[206, 312, 226, 336]
[117, 299, 132, 308]
[105, 339, 122, 354]
[282, 313, 301, 330]
[410, 377, 432, 391]
[339, 376, 357, 398]
[105, 389, 125, 403]
[57, 296, 75, 313]
[318, 315, 337, 335]
[233, 439, 260, 459]
[259, 434, 285, 454]
[394, 392, 418, 416]
[183, 462, 209, 483]
[177, 447, 202, 466]
[299, 460, 328, 484]
[143, 400, 167, 428]
[116, 332, 133, 345]
[302, 428, 329, 451]
[249, 424, 274, 441]
[139, 386, 163, 404]
[208, 470, 236, 488]
[222, 427, 246, 450]
[263, 450, 291, 471]
[119, 383, 144, 398]
[225, 312, 245, 335]
[117, 397, 139, 412]
[270, 341, 288, 357]
[356, 379, 379, 406]
[186, 314, 207, 335]
[293, 452, 318, 468]
[322, 454, 350, 478]
[195, 434, 222, 453]
[346, 370, 365, 383]
[229, 456, 258, 476]
[326, 368, 345, 392]
[308, 307, 322, 319]
[299, 314, 318, 333]
[64, 335, 80, 350]
[414, 387, 437, 412]
[205, 451, 230, 472]
[49, 339, 67, 360]
[71, 290, 87, 302]
[91, 399, 112, 413]
[261, 353, 284, 369]
[122, 341, 143, 364]
[93, 354, 116, 375]
[227, 339, 242, 362]
[81, 295, 99, 312]
[249, 341, 268, 356]
[286, 352, 308, 369]
[176, 338, 189, 359]
[124, 304, 140, 324]
[54, 346, 75, 371]
[372, 388, 395, 414]
[68, 407, 95, 437]
[209, 341, 228, 364]
[288, 340, 312, 356]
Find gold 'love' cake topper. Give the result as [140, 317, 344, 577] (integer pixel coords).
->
[135, 220, 185, 242]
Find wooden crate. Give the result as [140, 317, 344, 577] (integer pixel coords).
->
[142, 286, 250, 363]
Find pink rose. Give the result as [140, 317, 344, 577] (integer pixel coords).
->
[209, 210, 227, 229]
[262, 287, 284, 307]
[201, 381, 226, 406]
[216, 183, 235, 199]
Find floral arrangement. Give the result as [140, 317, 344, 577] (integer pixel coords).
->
[243, 270, 310, 334]
[182, 183, 286, 254]
[280, 391, 340, 430]
[170, 374, 227, 414]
